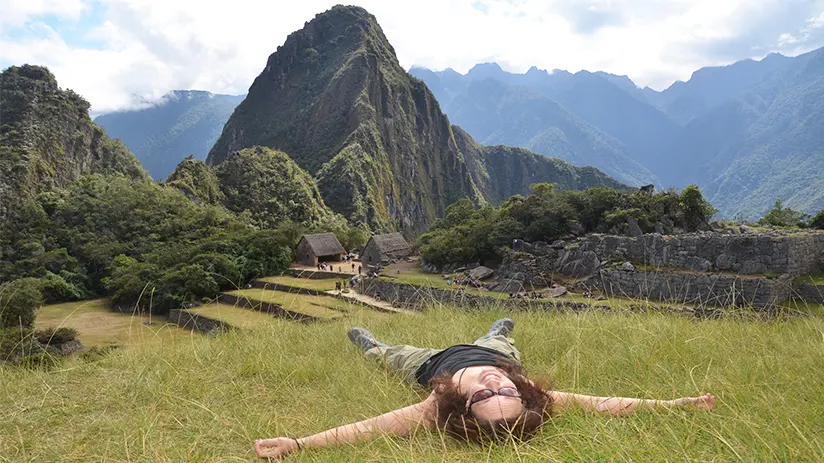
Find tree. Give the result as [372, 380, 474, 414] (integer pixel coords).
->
[0, 278, 44, 329]
[757, 200, 809, 228]
[807, 210, 824, 230]
[680, 185, 717, 231]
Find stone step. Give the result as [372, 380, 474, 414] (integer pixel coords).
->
[223, 288, 348, 320]
[183, 302, 286, 329]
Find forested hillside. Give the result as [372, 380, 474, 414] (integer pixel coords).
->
[0, 65, 146, 226]
[95, 90, 244, 180]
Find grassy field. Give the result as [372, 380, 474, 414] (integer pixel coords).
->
[3, 303, 823, 461]
[256, 275, 341, 292]
[226, 289, 353, 319]
[187, 303, 285, 329]
[34, 299, 192, 347]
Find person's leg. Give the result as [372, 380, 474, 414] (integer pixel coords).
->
[365, 344, 442, 384]
[348, 328, 441, 384]
[472, 318, 521, 362]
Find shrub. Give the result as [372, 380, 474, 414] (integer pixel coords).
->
[0, 278, 44, 329]
[34, 327, 78, 345]
[807, 210, 824, 230]
[757, 200, 809, 228]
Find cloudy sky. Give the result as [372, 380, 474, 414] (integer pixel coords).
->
[3, 0, 824, 114]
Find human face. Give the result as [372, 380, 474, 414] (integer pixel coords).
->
[455, 366, 524, 422]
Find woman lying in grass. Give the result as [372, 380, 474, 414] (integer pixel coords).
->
[254, 319, 715, 459]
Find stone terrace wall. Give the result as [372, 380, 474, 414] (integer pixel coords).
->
[168, 309, 232, 333]
[793, 283, 824, 304]
[587, 269, 793, 309]
[578, 232, 824, 276]
[285, 268, 353, 279]
[360, 279, 695, 315]
[218, 293, 316, 322]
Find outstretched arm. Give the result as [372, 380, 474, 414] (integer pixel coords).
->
[254, 393, 437, 459]
[550, 391, 715, 416]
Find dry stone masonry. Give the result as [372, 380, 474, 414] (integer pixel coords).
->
[497, 230, 824, 309]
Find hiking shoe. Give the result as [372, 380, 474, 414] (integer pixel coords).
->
[347, 327, 383, 351]
[486, 318, 515, 337]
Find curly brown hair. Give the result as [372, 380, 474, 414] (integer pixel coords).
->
[429, 363, 552, 443]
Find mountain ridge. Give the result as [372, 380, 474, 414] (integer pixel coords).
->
[205, 5, 624, 234]
[95, 90, 245, 180]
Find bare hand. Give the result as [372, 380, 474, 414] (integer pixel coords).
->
[674, 392, 716, 411]
[254, 437, 299, 459]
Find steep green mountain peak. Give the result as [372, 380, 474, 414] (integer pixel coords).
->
[207, 6, 624, 234]
[0, 64, 146, 226]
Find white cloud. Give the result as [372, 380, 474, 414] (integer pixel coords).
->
[808, 11, 824, 28]
[0, 0, 88, 30]
[3, 0, 824, 113]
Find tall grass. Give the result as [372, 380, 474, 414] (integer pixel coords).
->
[2, 305, 823, 461]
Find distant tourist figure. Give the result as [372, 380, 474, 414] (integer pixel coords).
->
[339, 266, 343, 273]
[335, 281, 341, 292]
[255, 319, 716, 458]
[352, 263, 356, 272]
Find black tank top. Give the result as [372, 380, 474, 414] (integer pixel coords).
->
[414, 344, 519, 387]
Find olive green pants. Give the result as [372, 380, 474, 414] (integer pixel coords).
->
[364, 335, 521, 385]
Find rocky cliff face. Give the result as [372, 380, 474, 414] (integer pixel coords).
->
[207, 6, 622, 234]
[0, 65, 146, 225]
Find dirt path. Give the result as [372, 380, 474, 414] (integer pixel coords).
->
[325, 289, 417, 315]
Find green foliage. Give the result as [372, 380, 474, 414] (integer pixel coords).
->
[216, 146, 332, 228]
[0, 65, 146, 227]
[680, 185, 718, 229]
[165, 156, 225, 205]
[0, 278, 44, 329]
[809, 210, 824, 230]
[1, 173, 294, 312]
[420, 184, 718, 267]
[757, 200, 810, 228]
[34, 327, 78, 345]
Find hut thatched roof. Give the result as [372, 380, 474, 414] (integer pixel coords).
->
[369, 233, 411, 254]
[300, 233, 345, 256]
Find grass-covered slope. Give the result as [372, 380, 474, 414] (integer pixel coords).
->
[2, 306, 822, 460]
[207, 6, 623, 233]
[95, 90, 244, 180]
[0, 65, 147, 226]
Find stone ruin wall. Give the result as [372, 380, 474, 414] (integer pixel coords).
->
[588, 269, 793, 309]
[577, 232, 824, 276]
[500, 230, 824, 309]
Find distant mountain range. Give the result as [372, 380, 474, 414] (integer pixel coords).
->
[95, 91, 244, 180]
[410, 49, 824, 219]
[90, 12, 824, 220]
